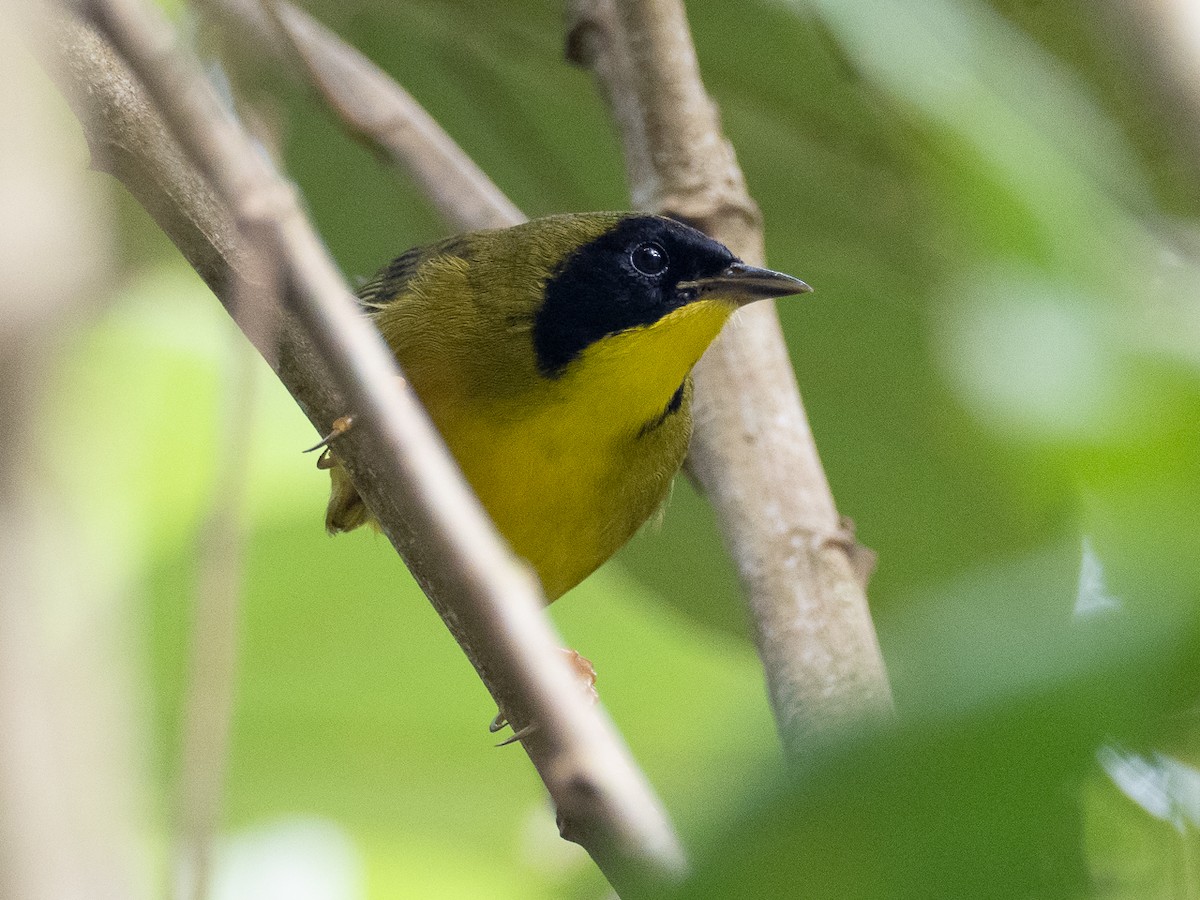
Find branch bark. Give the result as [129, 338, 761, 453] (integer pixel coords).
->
[567, 0, 894, 753]
[48, 3, 684, 894]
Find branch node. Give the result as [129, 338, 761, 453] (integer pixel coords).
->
[815, 516, 878, 590]
[564, 0, 609, 68]
[555, 770, 604, 844]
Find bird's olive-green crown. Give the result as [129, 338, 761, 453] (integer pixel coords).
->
[356, 212, 809, 407]
[358, 213, 761, 375]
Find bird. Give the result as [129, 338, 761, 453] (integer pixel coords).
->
[323, 212, 810, 606]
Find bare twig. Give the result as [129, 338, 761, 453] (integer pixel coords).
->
[199, 0, 523, 232]
[51, 3, 684, 893]
[567, 0, 893, 753]
[175, 337, 261, 900]
[0, 4, 146, 900]
[174, 97, 284, 900]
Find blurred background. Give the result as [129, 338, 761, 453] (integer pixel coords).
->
[9, 0, 1200, 896]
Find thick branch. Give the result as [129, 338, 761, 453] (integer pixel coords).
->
[0, 5, 145, 900]
[567, 0, 893, 752]
[49, 5, 683, 893]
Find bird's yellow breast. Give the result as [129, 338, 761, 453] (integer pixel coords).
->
[326, 212, 805, 603]
[417, 299, 732, 600]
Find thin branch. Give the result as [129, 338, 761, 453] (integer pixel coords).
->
[175, 329, 262, 900]
[200, 0, 523, 232]
[174, 129, 285, 894]
[173, 102, 285, 900]
[50, 3, 685, 894]
[567, 0, 893, 753]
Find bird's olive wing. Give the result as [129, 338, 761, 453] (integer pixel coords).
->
[356, 234, 470, 310]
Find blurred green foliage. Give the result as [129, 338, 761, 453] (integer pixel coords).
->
[44, 0, 1200, 896]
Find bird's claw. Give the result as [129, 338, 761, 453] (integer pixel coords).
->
[495, 721, 538, 747]
[304, 414, 356, 456]
[491, 711, 536, 746]
[491, 648, 599, 747]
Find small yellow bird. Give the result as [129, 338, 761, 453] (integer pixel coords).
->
[325, 212, 809, 602]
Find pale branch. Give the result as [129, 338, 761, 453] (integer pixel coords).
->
[173, 127, 283, 900]
[564, 0, 654, 210]
[0, 4, 145, 900]
[567, 0, 894, 753]
[49, 4, 684, 894]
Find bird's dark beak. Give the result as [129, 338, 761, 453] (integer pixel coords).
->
[677, 261, 812, 307]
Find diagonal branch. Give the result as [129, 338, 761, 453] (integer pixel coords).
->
[567, 0, 894, 754]
[256, 0, 524, 231]
[49, 3, 685, 894]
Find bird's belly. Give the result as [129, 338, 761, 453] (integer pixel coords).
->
[440, 409, 689, 601]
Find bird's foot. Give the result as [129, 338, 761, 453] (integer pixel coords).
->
[304, 414, 355, 454]
[491, 648, 599, 747]
[304, 415, 355, 469]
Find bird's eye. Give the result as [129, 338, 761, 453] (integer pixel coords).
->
[630, 242, 669, 277]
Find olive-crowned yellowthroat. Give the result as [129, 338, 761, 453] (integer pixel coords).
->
[325, 213, 809, 602]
